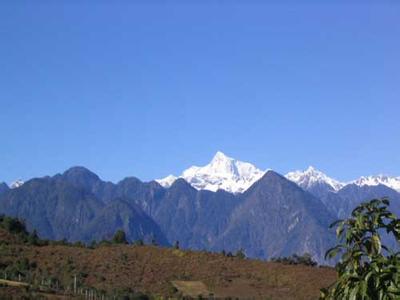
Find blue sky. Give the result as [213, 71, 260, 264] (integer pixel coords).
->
[0, 1, 399, 184]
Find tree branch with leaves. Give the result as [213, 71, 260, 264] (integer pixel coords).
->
[321, 198, 400, 299]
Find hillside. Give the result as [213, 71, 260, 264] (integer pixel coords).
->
[0, 226, 336, 299]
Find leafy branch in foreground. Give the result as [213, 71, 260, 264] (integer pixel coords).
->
[320, 198, 400, 299]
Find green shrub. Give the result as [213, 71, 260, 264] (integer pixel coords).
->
[112, 230, 128, 244]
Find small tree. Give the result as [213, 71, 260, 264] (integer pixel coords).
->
[112, 230, 128, 244]
[321, 198, 400, 299]
[133, 239, 144, 246]
[174, 240, 180, 249]
[27, 229, 39, 246]
[235, 249, 246, 259]
[89, 240, 98, 249]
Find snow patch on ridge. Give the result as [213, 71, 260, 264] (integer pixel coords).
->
[10, 179, 24, 189]
[156, 175, 177, 188]
[351, 175, 400, 192]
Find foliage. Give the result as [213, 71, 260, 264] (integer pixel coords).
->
[321, 198, 400, 299]
[271, 253, 317, 267]
[112, 230, 128, 244]
[0, 215, 29, 236]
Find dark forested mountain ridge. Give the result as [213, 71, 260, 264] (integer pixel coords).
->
[1, 166, 399, 264]
[0, 169, 168, 245]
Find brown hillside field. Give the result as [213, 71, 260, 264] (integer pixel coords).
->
[0, 229, 336, 299]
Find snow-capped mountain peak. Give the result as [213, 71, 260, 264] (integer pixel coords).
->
[10, 179, 24, 189]
[184, 151, 239, 179]
[285, 166, 344, 192]
[351, 175, 400, 192]
[156, 151, 266, 193]
[207, 151, 238, 174]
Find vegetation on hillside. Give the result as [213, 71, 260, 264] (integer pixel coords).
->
[271, 253, 317, 267]
[0, 214, 335, 299]
[321, 198, 400, 299]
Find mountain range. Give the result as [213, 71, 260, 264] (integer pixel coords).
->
[157, 152, 400, 194]
[1, 151, 399, 264]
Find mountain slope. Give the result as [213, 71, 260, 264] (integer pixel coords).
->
[152, 178, 240, 250]
[0, 176, 103, 240]
[212, 171, 336, 263]
[336, 183, 400, 219]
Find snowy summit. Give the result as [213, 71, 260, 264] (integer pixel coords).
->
[285, 166, 345, 192]
[156, 151, 266, 193]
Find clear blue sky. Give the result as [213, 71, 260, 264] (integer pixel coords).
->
[1, 1, 399, 184]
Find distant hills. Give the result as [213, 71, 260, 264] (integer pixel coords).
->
[1, 152, 399, 264]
